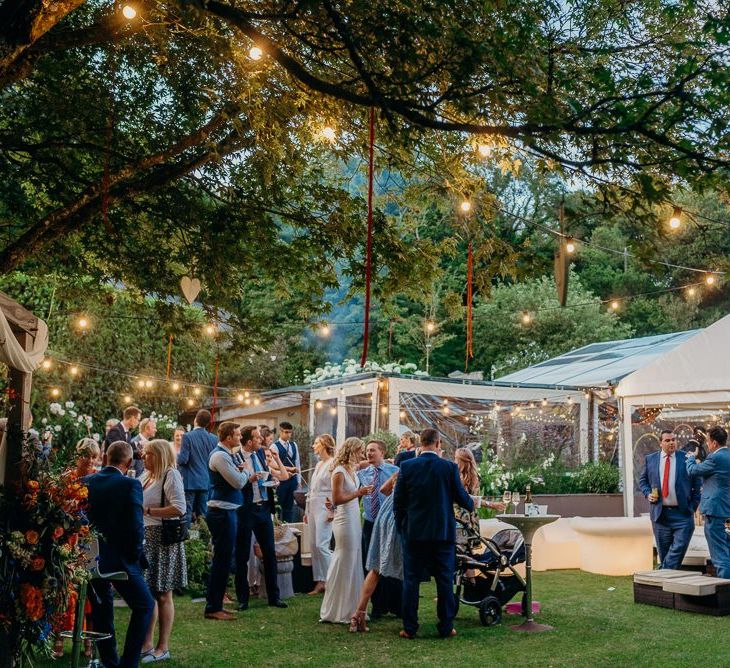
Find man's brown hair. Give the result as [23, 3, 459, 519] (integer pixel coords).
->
[217, 421, 240, 443]
[123, 405, 141, 420]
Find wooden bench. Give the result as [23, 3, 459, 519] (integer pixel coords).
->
[633, 570, 730, 615]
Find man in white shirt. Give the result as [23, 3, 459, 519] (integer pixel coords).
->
[639, 430, 700, 569]
[205, 422, 250, 620]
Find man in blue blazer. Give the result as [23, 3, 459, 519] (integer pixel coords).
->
[393, 428, 473, 639]
[84, 441, 154, 667]
[639, 430, 701, 569]
[686, 426, 730, 577]
[178, 409, 218, 527]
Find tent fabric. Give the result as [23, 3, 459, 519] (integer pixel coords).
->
[0, 306, 48, 373]
[616, 313, 730, 400]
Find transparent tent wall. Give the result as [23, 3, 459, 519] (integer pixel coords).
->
[398, 392, 581, 464]
[630, 405, 730, 516]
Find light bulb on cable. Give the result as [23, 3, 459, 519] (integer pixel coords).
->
[425, 321, 436, 333]
[521, 310, 532, 325]
[124, 395, 133, 404]
[122, 4, 137, 20]
[565, 237, 576, 254]
[610, 300, 620, 311]
[669, 207, 682, 230]
[69, 366, 79, 377]
[687, 286, 697, 297]
[50, 388, 61, 398]
[460, 200, 472, 213]
[706, 274, 716, 286]
[320, 126, 337, 143]
[171, 382, 180, 392]
[477, 144, 491, 158]
[41, 358, 52, 370]
[249, 46, 263, 61]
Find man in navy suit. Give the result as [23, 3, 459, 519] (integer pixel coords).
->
[102, 405, 141, 466]
[393, 428, 473, 639]
[84, 441, 154, 667]
[235, 425, 287, 610]
[178, 409, 218, 527]
[639, 430, 701, 569]
[686, 426, 730, 577]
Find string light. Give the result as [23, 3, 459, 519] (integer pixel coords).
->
[706, 274, 716, 286]
[237, 393, 244, 402]
[137, 379, 145, 389]
[565, 237, 576, 254]
[171, 382, 180, 392]
[610, 300, 620, 311]
[460, 200, 472, 213]
[541, 398, 548, 406]
[253, 398, 261, 406]
[318, 323, 331, 337]
[244, 391, 250, 398]
[477, 144, 491, 158]
[77, 316, 90, 331]
[521, 310, 532, 325]
[329, 406, 337, 416]
[123, 395, 133, 404]
[425, 321, 436, 333]
[186, 398, 194, 407]
[584, 391, 591, 399]
[687, 287, 697, 297]
[69, 366, 79, 377]
[669, 207, 682, 230]
[315, 400, 323, 410]
[204, 324, 216, 336]
[320, 126, 337, 142]
[249, 46, 263, 60]
[122, 4, 137, 19]
[192, 387, 201, 396]
[50, 388, 60, 398]
[41, 358, 52, 370]
[244, 397, 252, 405]
[399, 410, 406, 419]
[145, 379, 154, 389]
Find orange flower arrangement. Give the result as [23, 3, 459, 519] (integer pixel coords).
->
[31, 557, 45, 571]
[52, 526, 64, 540]
[19, 583, 44, 622]
[25, 530, 39, 545]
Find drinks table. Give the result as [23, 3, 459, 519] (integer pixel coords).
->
[496, 513, 561, 632]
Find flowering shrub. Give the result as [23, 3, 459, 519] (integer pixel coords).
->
[35, 400, 95, 468]
[147, 411, 179, 440]
[303, 359, 426, 384]
[0, 432, 94, 663]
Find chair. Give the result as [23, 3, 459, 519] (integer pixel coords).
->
[59, 540, 128, 668]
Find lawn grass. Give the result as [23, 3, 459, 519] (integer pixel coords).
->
[43, 570, 728, 667]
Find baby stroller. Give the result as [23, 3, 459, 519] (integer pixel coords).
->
[454, 519, 527, 626]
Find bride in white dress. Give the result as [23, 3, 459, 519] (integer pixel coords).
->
[319, 437, 373, 627]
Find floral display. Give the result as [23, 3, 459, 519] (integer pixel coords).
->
[303, 359, 426, 384]
[0, 436, 94, 663]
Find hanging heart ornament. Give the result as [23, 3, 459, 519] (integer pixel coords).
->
[180, 276, 201, 304]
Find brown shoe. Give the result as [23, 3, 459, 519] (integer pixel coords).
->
[223, 593, 235, 605]
[204, 610, 237, 621]
[399, 630, 416, 639]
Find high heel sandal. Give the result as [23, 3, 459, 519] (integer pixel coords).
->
[348, 610, 369, 633]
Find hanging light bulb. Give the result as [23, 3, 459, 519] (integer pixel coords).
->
[318, 323, 331, 337]
[123, 395, 133, 404]
[443, 405, 450, 415]
[425, 321, 436, 333]
[244, 397, 252, 405]
[541, 398, 548, 406]
[145, 379, 154, 389]
[249, 45, 263, 60]
[706, 274, 716, 286]
[204, 323, 216, 336]
[610, 300, 620, 311]
[186, 398, 195, 407]
[329, 406, 337, 416]
[77, 316, 90, 331]
[687, 286, 697, 298]
[244, 391, 250, 398]
[69, 366, 79, 377]
[137, 379, 145, 389]
[41, 358, 52, 370]
[237, 393, 244, 402]
[193, 387, 201, 396]
[584, 391, 591, 399]
[320, 126, 337, 142]
[669, 207, 682, 229]
[565, 237, 576, 254]
[477, 144, 491, 158]
[315, 400, 323, 410]
[253, 397, 261, 406]
[399, 410, 406, 419]
[567, 396, 574, 405]
[50, 387, 61, 398]
[521, 310, 532, 325]
[122, 4, 137, 19]
[460, 199, 472, 213]
[171, 382, 180, 392]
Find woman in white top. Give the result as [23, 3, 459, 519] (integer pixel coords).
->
[140, 439, 187, 664]
[319, 437, 373, 627]
[305, 434, 336, 595]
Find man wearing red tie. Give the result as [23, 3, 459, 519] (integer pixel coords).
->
[639, 430, 701, 569]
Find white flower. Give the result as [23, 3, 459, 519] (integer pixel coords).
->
[92, 433, 100, 442]
[65, 401, 75, 409]
[54, 425, 62, 432]
[41, 418, 47, 425]
[85, 416, 93, 428]
[77, 416, 84, 423]
[69, 410, 77, 418]
[49, 403, 63, 416]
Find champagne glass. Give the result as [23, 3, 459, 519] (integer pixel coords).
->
[502, 490, 511, 514]
[511, 490, 521, 514]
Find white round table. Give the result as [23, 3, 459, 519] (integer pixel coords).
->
[496, 514, 561, 632]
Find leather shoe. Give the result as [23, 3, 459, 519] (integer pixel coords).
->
[204, 610, 236, 621]
[237, 603, 249, 611]
[270, 600, 288, 608]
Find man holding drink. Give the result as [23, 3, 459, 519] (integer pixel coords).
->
[639, 430, 701, 570]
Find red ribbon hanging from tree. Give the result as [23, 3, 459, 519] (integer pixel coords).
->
[465, 241, 474, 370]
[165, 334, 173, 380]
[211, 356, 220, 427]
[360, 107, 376, 368]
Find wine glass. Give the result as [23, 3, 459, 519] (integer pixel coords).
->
[511, 490, 521, 514]
[502, 490, 511, 514]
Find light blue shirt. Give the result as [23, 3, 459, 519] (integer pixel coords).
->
[357, 462, 398, 522]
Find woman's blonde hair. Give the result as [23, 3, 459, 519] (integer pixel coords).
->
[331, 437, 364, 472]
[144, 439, 177, 479]
[75, 437, 100, 460]
[314, 433, 336, 457]
[455, 447, 480, 495]
[401, 431, 418, 448]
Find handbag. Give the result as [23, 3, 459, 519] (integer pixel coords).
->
[159, 470, 188, 545]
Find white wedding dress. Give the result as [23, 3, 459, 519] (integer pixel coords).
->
[319, 465, 363, 623]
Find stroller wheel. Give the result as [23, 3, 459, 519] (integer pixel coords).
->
[479, 596, 502, 627]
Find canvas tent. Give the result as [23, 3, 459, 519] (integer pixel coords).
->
[616, 312, 730, 517]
